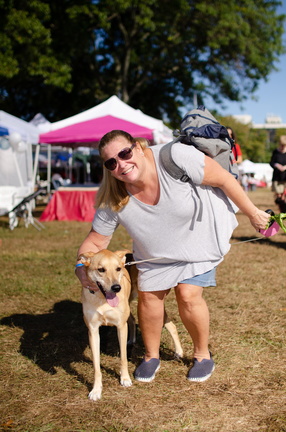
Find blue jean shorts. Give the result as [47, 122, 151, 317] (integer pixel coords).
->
[179, 267, 217, 287]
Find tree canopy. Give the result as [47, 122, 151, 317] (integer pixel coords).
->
[0, 0, 285, 126]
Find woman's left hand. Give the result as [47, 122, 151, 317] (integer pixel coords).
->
[249, 209, 272, 231]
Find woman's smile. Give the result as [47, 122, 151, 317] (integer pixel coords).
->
[122, 165, 134, 175]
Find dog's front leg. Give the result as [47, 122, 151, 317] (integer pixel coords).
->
[88, 324, 103, 401]
[117, 322, 132, 387]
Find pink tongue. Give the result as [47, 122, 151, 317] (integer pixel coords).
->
[106, 292, 119, 307]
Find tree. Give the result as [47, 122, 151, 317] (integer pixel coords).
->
[218, 115, 272, 163]
[0, 0, 285, 126]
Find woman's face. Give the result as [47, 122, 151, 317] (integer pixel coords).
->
[101, 137, 143, 183]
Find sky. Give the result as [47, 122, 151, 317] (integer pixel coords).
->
[206, 1, 286, 125]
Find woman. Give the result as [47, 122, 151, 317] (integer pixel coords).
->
[270, 135, 286, 211]
[227, 127, 243, 165]
[76, 130, 270, 383]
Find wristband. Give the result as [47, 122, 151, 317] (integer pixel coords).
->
[75, 263, 84, 268]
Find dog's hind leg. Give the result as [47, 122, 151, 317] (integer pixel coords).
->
[127, 312, 136, 345]
[164, 310, 183, 359]
[87, 324, 103, 401]
[117, 322, 132, 387]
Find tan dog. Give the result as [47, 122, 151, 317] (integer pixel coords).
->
[79, 249, 183, 401]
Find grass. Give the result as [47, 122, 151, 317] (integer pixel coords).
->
[0, 188, 285, 432]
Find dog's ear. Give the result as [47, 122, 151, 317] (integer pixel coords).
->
[114, 249, 131, 264]
[78, 252, 96, 267]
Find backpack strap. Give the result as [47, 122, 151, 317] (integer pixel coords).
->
[159, 140, 189, 181]
[159, 141, 203, 221]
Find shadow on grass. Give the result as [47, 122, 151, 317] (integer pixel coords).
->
[1, 299, 186, 391]
[0, 300, 147, 390]
[231, 235, 286, 250]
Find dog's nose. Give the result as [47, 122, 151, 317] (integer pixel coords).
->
[111, 284, 121, 293]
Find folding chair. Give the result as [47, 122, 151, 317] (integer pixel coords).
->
[0, 187, 46, 231]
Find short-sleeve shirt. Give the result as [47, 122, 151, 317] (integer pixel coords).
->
[93, 143, 238, 291]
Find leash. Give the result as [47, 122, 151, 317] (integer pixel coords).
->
[125, 210, 286, 266]
[124, 236, 265, 266]
[125, 256, 164, 266]
[125, 235, 280, 267]
[230, 236, 267, 245]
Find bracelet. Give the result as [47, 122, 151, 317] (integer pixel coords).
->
[75, 263, 84, 268]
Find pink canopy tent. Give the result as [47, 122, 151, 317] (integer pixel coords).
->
[39, 115, 153, 145]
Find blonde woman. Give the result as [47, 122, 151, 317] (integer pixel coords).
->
[76, 130, 270, 383]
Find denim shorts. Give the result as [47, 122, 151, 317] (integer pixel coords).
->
[179, 267, 217, 287]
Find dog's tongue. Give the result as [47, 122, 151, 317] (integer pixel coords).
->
[105, 292, 119, 307]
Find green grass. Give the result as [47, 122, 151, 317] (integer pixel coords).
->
[0, 189, 285, 432]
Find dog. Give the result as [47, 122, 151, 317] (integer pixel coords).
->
[79, 249, 183, 401]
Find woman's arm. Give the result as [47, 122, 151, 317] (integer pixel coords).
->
[76, 229, 112, 259]
[75, 229, 112, 291]
[202, 156, 270, 231]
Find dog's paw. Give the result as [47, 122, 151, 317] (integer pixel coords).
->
[88, 387, 102, 401]
[120, 376, 132, 387]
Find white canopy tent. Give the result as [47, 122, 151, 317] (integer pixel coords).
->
[239, 159, 273, 186]
[36, 96, 174, 188]
[0, 111, 42, 229]
[46, 95, 174, 144]
[0, 110, 39, 188]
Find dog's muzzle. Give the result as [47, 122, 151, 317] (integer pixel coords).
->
[111, 284, 121, 293]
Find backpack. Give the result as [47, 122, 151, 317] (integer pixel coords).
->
[160, 105, 239, 183]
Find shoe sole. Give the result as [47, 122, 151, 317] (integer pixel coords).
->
[187, 364, 215, 382]
[134, 364, 160, 382]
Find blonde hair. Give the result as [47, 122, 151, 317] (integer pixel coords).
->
[96, 130, 135, 212]
[135, 137, 150, 150]
[279, 135, 286, 146]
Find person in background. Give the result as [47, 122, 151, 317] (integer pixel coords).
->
[227, 127, 243, 165]
[270, 135, 286, 212]
[75, 130, 270, 384]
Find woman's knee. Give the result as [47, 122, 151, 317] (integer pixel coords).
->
[138, 289, 170, 305]
[175, 283, 204, 306]
[138, 290, 169, 324]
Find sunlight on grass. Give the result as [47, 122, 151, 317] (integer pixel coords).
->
[0, 189, 285, 432]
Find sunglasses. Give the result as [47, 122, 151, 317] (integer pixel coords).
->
[103, 143, 136, 171]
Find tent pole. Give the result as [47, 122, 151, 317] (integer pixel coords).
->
[12, 148, 24, 187]
[33, 144, 40, 188]
[47, 144, 51, 194]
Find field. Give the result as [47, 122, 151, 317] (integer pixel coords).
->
[0, 188, 285, 432]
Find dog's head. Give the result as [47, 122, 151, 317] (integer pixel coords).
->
[78, 249, 130, 307]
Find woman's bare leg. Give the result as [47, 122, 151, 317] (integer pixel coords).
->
[137, 289, 170, 360]
[175, 283, 210, 361]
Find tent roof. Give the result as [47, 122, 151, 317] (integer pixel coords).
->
[0, 110, 39, 143]
[46, 95, 173, 144]
[50, 95, 168, 131]
[39, 115, 153, 145]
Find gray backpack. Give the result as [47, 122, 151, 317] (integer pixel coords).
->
[160, 106, 239, 183]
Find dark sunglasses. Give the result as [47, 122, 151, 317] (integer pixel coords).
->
[103, 143, 136, 171]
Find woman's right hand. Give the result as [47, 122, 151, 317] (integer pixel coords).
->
[75, 265, 99, 292]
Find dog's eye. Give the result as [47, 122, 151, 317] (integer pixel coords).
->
[116, 267, 121, 272]
[98, 268, 105, 273]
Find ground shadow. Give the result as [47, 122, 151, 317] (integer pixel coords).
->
[1, 299, 185, 388]
[0, 300, 145, 389]
[231, 235, 286, 250]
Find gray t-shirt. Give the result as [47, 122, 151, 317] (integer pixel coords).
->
[93, 143, 238, 291]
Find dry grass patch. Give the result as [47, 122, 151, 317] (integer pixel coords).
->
[0, 189, 285, 432]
